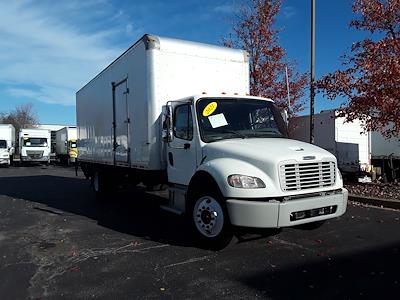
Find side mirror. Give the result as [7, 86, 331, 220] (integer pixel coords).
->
[162, 105, 173, 143]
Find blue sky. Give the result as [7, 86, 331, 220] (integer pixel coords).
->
[0, 0, 367, 125]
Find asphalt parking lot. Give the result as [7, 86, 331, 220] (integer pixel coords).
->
[1, 164, 400, 299]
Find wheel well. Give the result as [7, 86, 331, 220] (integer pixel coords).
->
[187, 171, 221, 200]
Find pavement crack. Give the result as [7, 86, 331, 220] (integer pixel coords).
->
[163, 255, 214, 269]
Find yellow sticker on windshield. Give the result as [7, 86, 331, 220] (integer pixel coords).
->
[203, 102, 218, 117]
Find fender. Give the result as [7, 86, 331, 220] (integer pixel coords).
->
[195, 157, 279, 199]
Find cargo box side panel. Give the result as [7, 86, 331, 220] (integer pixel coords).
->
[67, 128, 77, 141]
[371, 129, 400, 159]
[77, 69, 114, 165]
[55, 128, 68, 155]
[77, 41, 151, 167]
[335, 116, 369, 166]
[314, 111, 336, 154]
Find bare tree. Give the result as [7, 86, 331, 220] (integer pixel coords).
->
[0, 103, 39, 134]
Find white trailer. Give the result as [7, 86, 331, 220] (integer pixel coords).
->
[77, 34, 347, 248]
[289, 110, 370, 173]
[370, 130, 400, 181]
[290, 111, 400, 181]
[55, 127, 77, 164]
[0, 124, 15, 166]
[19, 128, 51, 164]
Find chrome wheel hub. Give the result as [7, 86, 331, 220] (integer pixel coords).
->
[193, 196, 224, 238]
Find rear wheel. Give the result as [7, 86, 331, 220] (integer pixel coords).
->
[92, 170, 114, 199]
[188, 188, 234, 250]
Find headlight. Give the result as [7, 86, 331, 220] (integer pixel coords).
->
[227, 174, 266, 189]
[2, 154, 9, 158]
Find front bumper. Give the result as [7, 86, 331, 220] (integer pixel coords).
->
[0, 157, 10, 165]
[21, 155, 50, 162]
[226, 188, 348, 228]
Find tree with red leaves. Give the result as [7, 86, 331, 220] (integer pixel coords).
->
[223, 0, 308, 113]
[317, 0, 400, 138]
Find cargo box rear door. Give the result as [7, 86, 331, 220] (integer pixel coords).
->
[113, 79, 130, 165]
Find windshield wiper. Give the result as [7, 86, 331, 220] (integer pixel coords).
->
[220, 130, 247, 139]
[253, 129, 285, 137]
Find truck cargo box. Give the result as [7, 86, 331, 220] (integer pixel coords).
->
[56, 127, 77, 156]
[77, 34, 249, 170]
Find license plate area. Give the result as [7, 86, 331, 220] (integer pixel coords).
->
[290, 205, 337, 221]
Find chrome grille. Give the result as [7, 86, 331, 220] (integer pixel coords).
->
[279, 161, 336, 191]
[27, 150, 43, 159]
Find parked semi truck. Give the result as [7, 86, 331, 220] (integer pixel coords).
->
[0, 124, 15, 166]
[55, 126, 77, 164]
[19, 128, 51, 164]
[77, 34, 348, 248]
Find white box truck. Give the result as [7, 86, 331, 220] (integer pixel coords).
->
[289, 110, 370, 174]
[55, 126, 77, 164]
[290, 110, 400, 181]
[77, 34, 347, 248]
[0, 124, 15, 166]
[19, 128, 51, 164]
[370, 129, 400, 181]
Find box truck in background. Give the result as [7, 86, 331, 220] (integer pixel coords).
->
[56, 126, 77, 164]
[370, 129, 400, 182]
[289, 110, 400, 181]
[77, 34, 347, 248]
[19, 128, 51, 164]
[289, 110, 370, 174]
[0, 124, 15, 166]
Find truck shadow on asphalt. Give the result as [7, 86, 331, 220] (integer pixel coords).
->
[238, 240, 400, 299]
[0, 174, 278, 248]
[0, 175, 194, 247]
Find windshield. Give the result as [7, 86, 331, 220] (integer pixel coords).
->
[69, 141, 77, 148]
[196, 98, 288, 143]
[22, 138, 48, 147]
[0, 140, 6, 149]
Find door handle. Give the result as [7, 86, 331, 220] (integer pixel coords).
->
[169, 143, 191, 150]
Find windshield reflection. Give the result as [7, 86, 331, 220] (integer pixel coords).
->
[196, 98, 288, 143]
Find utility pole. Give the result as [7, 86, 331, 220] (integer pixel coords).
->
[285, 66, 291, 112]
[310, 0, 315, 144]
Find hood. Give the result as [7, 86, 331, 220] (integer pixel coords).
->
[203, 137, 336, 166]
[0, 148, 9, 155]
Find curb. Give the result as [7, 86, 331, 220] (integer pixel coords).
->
[349, 194, 400, 210]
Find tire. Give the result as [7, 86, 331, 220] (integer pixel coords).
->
[92, 170, 114, 200]
[188, 188, 234, 250]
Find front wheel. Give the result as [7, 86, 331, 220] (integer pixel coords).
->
[189, 190, 234, 250]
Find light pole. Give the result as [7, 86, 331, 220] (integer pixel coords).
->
[310, 0, 315, 144]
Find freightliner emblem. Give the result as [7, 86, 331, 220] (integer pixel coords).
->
[303, 156, 316, 160]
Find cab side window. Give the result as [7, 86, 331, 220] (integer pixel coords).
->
[174, 104, 193, 140]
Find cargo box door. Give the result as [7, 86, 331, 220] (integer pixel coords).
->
[113, 79, 130, 164]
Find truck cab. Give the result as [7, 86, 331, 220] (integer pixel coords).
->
[0, 139, 11, 166]
[20, 129, 51, 164]
[162, 95, 347, 247]
[68, 138, 78, 163]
